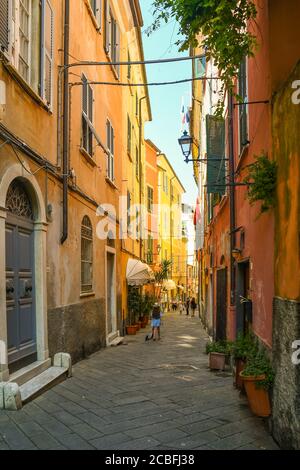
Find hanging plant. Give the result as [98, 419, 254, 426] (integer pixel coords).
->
[243, 154, 277, 214]
[148, 0, 258, 114]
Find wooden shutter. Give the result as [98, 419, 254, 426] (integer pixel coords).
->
[111, 124, 114, 180]
[96, 0, 102, 27]
[43, 0, 54, 105]
[104, 0, 110, 54]
[0, 0, 9, 53]
[115, 22, 120, 77]
[206, 114, 226, 195]
[82, 75, 88, 114]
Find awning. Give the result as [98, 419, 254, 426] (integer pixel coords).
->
[126, 259, 155, 286]
[163, 280, 177, 291]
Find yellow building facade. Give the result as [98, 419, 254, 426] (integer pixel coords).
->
[157, 154, 187, 301]
[0, 0, 151, 385]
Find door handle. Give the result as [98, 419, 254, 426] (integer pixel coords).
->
[6, 286, 14, 294]
[25, 285, 33, 293]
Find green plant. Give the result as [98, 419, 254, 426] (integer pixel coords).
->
[141, 294, 156, 317]
[243, 154, 277, 213]
[149, 0, 258, 114]
[127, 287, 142, 325]
[206, 340, 231, 355]
[241, 349, 275, 390]
[231, 333, 256, 360]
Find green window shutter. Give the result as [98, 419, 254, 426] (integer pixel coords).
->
[206, 114, 226, 195]
[0, 0, 9, 53]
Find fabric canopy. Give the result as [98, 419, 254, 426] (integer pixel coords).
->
[163, 280, 177, 291]
[126, 259, 155, 286]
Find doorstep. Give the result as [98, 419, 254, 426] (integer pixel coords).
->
[0, 353, 72, 411]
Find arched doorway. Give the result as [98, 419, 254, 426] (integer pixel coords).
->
[5, 179, 37, 372]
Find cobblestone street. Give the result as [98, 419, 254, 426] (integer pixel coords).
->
[0, 313, 278, 450]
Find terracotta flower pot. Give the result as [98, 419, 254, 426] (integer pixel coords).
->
[134, 323, 140, 331]
[235, 358, 246, 390]
[240, 373, 271, 417]
[126, 325, 137, 335]
[137, 321, 143, 329]
[209, 352, 226, 371]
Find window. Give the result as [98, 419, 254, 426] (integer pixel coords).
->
[81, 216, 93, 293]
[106, 119, 114, 181]
[136, 206, 139, 240]
[147, 186, 153, 213]
[147, 235, 153, 264]
[104, 1, 120, 77]
[127, 115, 131, 156]
[18, 0, 30, 82]
[7, 0, 54, 105]
[238, 57, 249, 153]
[127, 190, 131, 235]
[135, 146, 139, 179]
[135, 93, 139, 117]
[89, 0, 101, 25]
[163, 174, 168, 194]
[82, 74, 94, 157]
[127, 51, 131, 79]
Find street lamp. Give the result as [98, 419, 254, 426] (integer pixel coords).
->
[178, 130, 193, 162]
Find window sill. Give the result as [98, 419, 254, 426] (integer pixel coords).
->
[80, 147, 97, 166]
[80, 291, 96, 299]
[105, 176, 118, 190]
[4, 62, 52, 112]
[84, 0, 101, 32]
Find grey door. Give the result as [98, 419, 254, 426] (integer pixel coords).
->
[106, 253, 114, 335]
[5, 181, 36, 370]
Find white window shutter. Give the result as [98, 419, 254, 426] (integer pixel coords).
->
[0, 0, 9, 53]
[104, 0, 110, 54]
[43, 0, 54, 106]
[115, 22, 120, 78]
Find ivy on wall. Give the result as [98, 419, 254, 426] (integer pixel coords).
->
[243, 154, 277, 214]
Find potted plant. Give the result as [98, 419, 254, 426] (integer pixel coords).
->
[240, 350, 274, 417]
[127, 287, 142, 334]
[126, 325, 137, 335]
[231, 333, 255, 390]
[206, 341, 229, 371]
[140, 294, 155, 326]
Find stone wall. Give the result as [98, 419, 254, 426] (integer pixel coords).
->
[48, 298, 106, 364]
[272, 297, 300, 449]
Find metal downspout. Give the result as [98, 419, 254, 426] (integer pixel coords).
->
[61, 0, 70, 244]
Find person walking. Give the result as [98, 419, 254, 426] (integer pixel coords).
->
[186, 298, 190, 316]
[151, 302, 162, 340]
[191, 297, 197, 317]
[178, 301, 184, 315]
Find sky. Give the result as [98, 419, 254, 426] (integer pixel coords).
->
[140, 0, 198, 206]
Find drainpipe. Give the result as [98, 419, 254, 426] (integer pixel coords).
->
[170, 176, 176, 279]
[61, 0, 70, 244]
[139, 96, 146, 260]
[228, 93, 236, 305]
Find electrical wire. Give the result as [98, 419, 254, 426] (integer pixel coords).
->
[70, 76, 220, 89]
[64, 54, 206, 70]
[10, 144, 47, 176]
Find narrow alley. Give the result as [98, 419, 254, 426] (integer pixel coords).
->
[0, 313, 278, 450]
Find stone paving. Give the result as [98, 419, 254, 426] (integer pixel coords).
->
[0, 312, 279, 450]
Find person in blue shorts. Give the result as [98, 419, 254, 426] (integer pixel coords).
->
[151, 302, 162, 341]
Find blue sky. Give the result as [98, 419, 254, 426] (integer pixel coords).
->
[140, 0, 198, 205]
